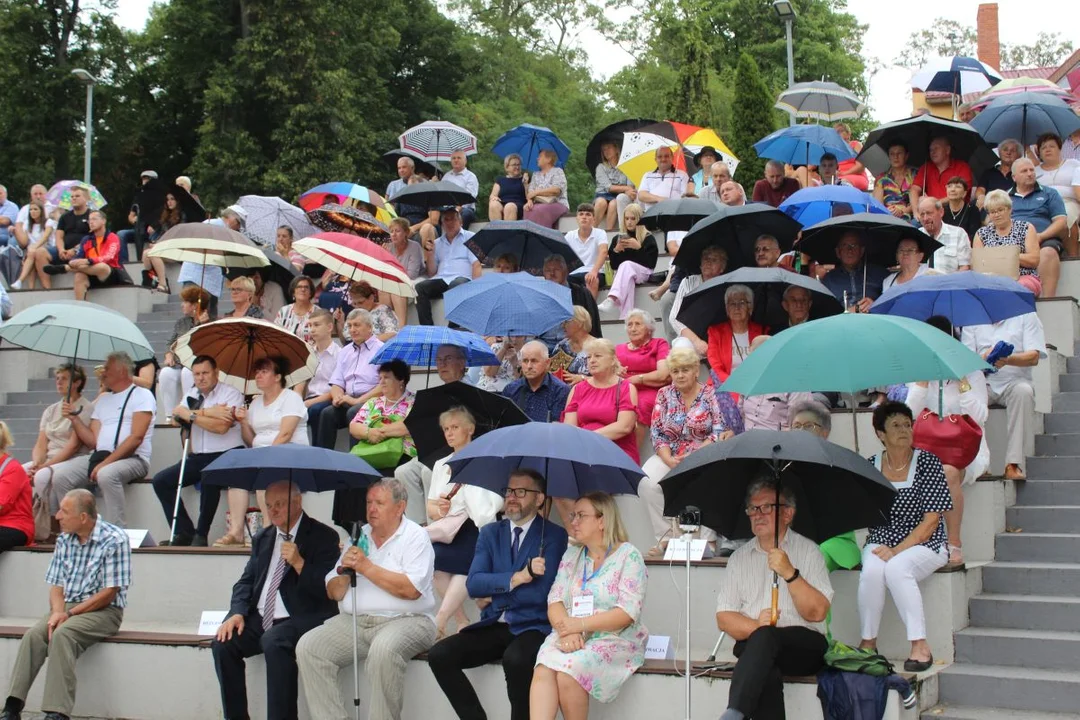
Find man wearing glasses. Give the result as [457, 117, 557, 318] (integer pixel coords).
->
[820, 232, 889, 313]
[716, 477, 833, 720]
[426, 469, 568, 720]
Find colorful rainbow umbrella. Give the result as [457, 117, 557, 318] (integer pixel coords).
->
[45, 180, 107, 210]
[298, 182, 397, 224]
[616, 121, 739, 188]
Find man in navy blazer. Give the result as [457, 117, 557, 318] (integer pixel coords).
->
[210, 480, 340, 720]
[427, 468, 568, 720]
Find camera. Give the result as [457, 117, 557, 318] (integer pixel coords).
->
[678, 506, 702, 527]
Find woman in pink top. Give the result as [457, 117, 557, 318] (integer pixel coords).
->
[563, 338, 640, 461]
[615, 310, 670, 447]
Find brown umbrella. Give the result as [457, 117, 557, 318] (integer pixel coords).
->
[307, 203, 391, 242]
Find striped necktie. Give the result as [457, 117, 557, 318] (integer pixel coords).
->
[262, 534, 290, 630]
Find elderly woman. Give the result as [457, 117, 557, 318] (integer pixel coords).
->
[159, 285, 212, 419]
[976, 138, 1022, 209]
[25, 365, 93, 517]
[427, 406, 504, 638]
[525, 149, 569, 229]
[349, 359, 416, 468]
[348, 280, 400, 342]
[1035, 132, 1080, 255]
[640, 347, 731, 553]
[975, 189, 1042, 295]
[596, 204, 659, 319]
[616, 310, 670, 446]
[707, 284, 768, 385]
[276, 226, 306, 271]
[274, 275, 317, 344]
[388, 217, 425, 280]
[564, 338, 639, 466]
[479, 336, 524, 393]
[872, 142, 917, 220]
[883, 238, 931, 291]
[858, 402, 952, 673]
[224, 275, 264, 319]
[0, 421, 34, 552]
[551, 306, 593, 385]
[530, 492, 648, 718]
[594, 141, 636, 231]
[489, 153, 530, 221]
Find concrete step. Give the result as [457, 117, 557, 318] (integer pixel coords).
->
[1005, 506, 1080, 533]
[937, 663, 1080, 714]
[995, 532, 1080, 563]
[1033, 432, 1080, 455]
[969, 593, 1080, 632]
[923, 704, 1080, 720]
[1024, 456, 1080, 479]
[1068, 353, 1080, 374]
[1043, 412, 1080, 434]
[1034, 297, 1079, 358]
[0, 404, 54, 419]
[981, 562, 1080, 596]
[954, 627, 1080, 671]
[7, 285, 166, 321]
[1016, 479, 1080, 505]
[1051, 392, 1080, 412]
[1057, 374, 1080, 392]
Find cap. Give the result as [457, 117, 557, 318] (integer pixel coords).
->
[140, 170, 158, 179]
[224, 204, 248, 221]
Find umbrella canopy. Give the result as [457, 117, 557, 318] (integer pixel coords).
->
[969, 92, 1080, 146]
[371, 325, 499, 368]
[774, 81, 866, 122]
[856, 115, 998, 178]
[224, 247, 300, 294]
[298, 183, 396, 225]
[492, 123, 571, 172]
[0, 301, 154, 362]
[307, 203, 391, 241]
[46, 180, 107, 210]
[387, 181, 476, 210]
[167, 185, 206, 225]
[405, 381, 531, 468]
[443, 271, 573, 336]
[201, 445, 381, 493]
[585, 118, 658, 172]
[237, 195, 319, 247]
[911, 56, 1002, 96]
[292, 232, 414, 297]
[640, 197, 721, 233]
[971, 77, 1080, 112]
[660, 429, 895, 542]
[778, 185, 891, 228]
[382, 148, 438, 179]
[446, 423, 644, 499]
[173, 317, 317, 394]
[146, 223, 270, 269]
[752, 125, 856, 167]
[676, 204, 803, 275]
[676, 268, 842, 338]
[870, 272, 1037, 326]
[617, 121, 739, 187]
[797, 212, 942, 268]
[399, 120, 478, 162]
[465, 220, 582, 275]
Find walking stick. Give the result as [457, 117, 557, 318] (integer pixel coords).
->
[770, 457, 782, 627]
[349, 521, 363, 720]
[169, 433, 191, 544]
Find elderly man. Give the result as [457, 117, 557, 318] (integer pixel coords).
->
[910, 137, 974, 210]
[962, 312, 1047, 480]
[444, 150, 480, 228]
[312, 309, 384, 449]
[666, 244, 728, 354]
[47, 352, 156, 527]
[212, 480, 340, 720]
[386, 156, 437, 248]
[638, 147, 690, 209]
[719, 180, 747, 207]
[1, 490, 131, 720]
[821, 233, 889, 313]
[817, 153, 850, 187]
[428, 469, 568, 720]
[538, 254, 602, 349]
[917, 196, 971, 273]
[0, 185, 19, 248]
[302, 307, 342, 426]
[752, 161, 801, 208]
[297, 478, 437, 720]
[699, 163, 733, 204]
[716, 477, 833, 720]
[152, 355, 244, 547]
[416, 208, 481, 326]
[774, 285, 813, 334]
[501, 341, 570, 422]
[1010, 158, 1067, 298]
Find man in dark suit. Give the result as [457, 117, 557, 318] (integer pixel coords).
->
[426, 469, 569, 720]
[211, 480, 340, 720]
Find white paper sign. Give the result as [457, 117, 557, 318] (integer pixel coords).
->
[663, 538, 707, 562]
[197, 610, 229, 636]
[124, 529, 155, 548]
[644, 635, 674, 660]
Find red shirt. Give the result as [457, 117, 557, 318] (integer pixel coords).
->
[0, 454, 34, 544]
[913, 159, 973, 200]
[79, 231, 122, 269]
[752, 177, 802, 208]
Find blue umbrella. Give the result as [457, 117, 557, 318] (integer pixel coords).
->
[371, 325, 498, 367]
[443, 271, 572, 336]
[870, 272, 1036, 327]
[492, 123, 571, 172]
[779, 185, 891, 227]
[969, 92, 1080, 146]
[753, 125, 856, 167]
[202, 445, 381, 492]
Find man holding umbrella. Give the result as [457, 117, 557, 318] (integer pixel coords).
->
[416, 208, 481, 327]
[821, 232, 889, 312]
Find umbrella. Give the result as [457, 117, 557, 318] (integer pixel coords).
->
[676, 268, 843, 339]
[855, 115, 998, 178]
[292, 232, 414, 297]
[167, 185, 206, 225]
[969, 92, 1080, 147]
[443, 271, 573, 336]
[752, 125, 856, 167]
[405, 381, 530, 468]
[492, 123, 571, 172]
[224, 248, 300, 295]
[45, 180, 107, 210]
[399, 120, 478, 162]
[237, 196, 319, 247]
[465, 220, 582, 275]
[147, 223, 270, 269]
[797, 212, 942, 268]
[371, 325, 499, 368]
[617, 121, 739, 187]
[774, 81, 866, 122]
[202, 445, 381, 494]
[870, 272, 1037, 327]
[676, 204, 803, 275]
[173, 317, 317, 394]
[298, 183, 397, 225]
[971, 77, 1080, 112]
[640, 197, 721, 233]
[585, 118, 658, 172]
[382, 148, 438, 179]
[307, 204, 391, 241]
[387, 181, 476, 210]
[778, 185, 891, 228]
[911, 56, 1002, 100]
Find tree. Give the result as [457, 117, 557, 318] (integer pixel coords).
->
[1000, 33, 1074, 70]
[730, 53, 776, 192]
[894, 20, 976, 69]
[667, 18, 712, 126]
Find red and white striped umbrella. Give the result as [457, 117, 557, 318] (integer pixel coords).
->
[398, 120, 477, 161]
[293, 232, 415, 297]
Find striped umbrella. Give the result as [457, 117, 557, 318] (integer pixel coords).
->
[292, 232, 415, 297]
[399, 120, 478, 162]
[775, 81, 866, 122]
[298, 183, 397, 225]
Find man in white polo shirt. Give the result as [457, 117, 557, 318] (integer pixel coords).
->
[917, 196, 971, 273]
[637, 146, 690, 210]
[416, 208, 481, 326]
[564, 203, 608, 299]
[297, 478, 437, 720]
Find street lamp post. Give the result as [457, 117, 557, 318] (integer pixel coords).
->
[71, 68, 97, 184]
[773, 0, 797, 126]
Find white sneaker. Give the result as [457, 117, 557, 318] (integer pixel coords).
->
[597, 297, 617, 314]
[9, 280, 21, 290]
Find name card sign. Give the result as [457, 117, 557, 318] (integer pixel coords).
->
[644, 635, 674, 660]
[197, 610, 229, 636]
[663, 538, 707, 562]
[125, 529, 156, 548]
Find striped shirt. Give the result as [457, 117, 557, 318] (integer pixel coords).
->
[715, 529, 833, 634]
[45, 519, 132, 609]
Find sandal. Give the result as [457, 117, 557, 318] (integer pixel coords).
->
[213, 535, 247, 547]
[948, 544, 964, 565]
[155, 283, 170, 295]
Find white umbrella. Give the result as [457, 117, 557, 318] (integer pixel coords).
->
[398, 120, 477, 162]
[237, 196, 318, 247]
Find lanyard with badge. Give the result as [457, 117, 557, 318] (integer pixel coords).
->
[571, 545, 609, 618]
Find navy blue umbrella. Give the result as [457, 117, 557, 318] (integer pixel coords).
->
[465, 220, 582, 276]
[969, 92, 1080, 146]
[870, 271, 1037, 327]
[202, 445, 381, 492]
[492, 123, 571, 172]
[753, 125, 856, 167]
[444, 271, 573, 336]
[911, 56, 1002, 97]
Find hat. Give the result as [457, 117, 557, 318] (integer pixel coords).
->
[140, 170, 158, 179]
[693, 146, 719, 164]
[224, 204, 248, 221]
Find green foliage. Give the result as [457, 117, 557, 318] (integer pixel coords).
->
[668, 19, 712, 127]
[1000, 33, 1074, 71]
[730, 53, 776, 191]
[897, 21, 1074, 72]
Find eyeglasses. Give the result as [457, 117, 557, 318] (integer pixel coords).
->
[791, 421, 822, 432]
[745, 503, 788, 516]
[897, 248, 921, 256]
[726, 300, 750, 308]
[503, 487, 542, 498]
[568, 511, 602, 523]
[838, 242, 861, 251]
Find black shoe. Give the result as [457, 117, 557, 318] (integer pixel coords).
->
[160, 534, 193, 547]
[141, 269, 154, 287]
[0, 710, 21, 720]
[43, 264, 66, 275]
[44, 713, 71, 720]
[903, 654, 933, 673]
[192, 534, 208, 547]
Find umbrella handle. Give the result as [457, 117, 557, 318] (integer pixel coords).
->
[770, 582, 780, 626]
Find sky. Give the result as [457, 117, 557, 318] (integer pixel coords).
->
[114, 0, 1079, 122]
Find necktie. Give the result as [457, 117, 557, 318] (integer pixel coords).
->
[262, 534, 290, 630]
[511, 526, 523, 562]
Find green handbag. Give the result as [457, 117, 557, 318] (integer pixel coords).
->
[348, 403, 411, 469]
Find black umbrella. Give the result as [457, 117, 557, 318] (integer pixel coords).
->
[640, 197, 720, 233]
[465, 220, 582, 275]
[382, 148, 438, 179]
[856, 115, 998, 179]
[404, 381, 531, 468]
[798, 212, 943, 268]
[133, 177, 167, 225]
[585, 118, 658, 172]
[676, 203, 803, 275]
[676, 267, 843, 338]
[169, 184, 207, 224]
[388, 181, 475, 210]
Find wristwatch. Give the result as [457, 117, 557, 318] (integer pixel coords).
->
[784, 568, 801, 584]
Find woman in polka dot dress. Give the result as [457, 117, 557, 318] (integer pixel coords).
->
[857, 401, 952, 673]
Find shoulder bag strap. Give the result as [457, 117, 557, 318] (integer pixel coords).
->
[114, 387, 136, 447]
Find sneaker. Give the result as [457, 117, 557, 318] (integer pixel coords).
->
[44, 713, 71, 720]
[43, 265, 66, 275]
[596, 297, 617, 314]
[9, 280, 21, 290]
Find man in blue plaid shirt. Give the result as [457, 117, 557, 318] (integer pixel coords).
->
[1, 489, 131, 720]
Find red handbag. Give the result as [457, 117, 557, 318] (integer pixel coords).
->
[912, 410, 983, 469]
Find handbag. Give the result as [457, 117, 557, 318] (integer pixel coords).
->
[971, 244, 1021, 280]
[88, 387, 135, 477]
[30, 464, 53, 542]
[348, 401, 409, 469]
[912, 410, 983, 469]
[425, 483, 468, 543]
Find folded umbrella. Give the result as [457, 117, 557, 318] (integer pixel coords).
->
[307, 203, 391, 241]
[676, 204, 802, 275]
[585, 118, 658, 172]
[399, 120, 478, 162]
[774, 81, 866, 122]
[292, 232, 414, 297]
[969, 92, 1080, 147]
[388, 181, 476, 210]
[465, 220, 582, 275]
[856, 115, 998, 179]
[797, 212, 942, 268]
[870, 272, 1037, 327]
[752, 125, 856, 167]
[371, 325, 498, 368]
[444, 271, 573, 336]
[46, 180, 107, 210]
[640, 197, 721, 232]
[238, 195, 319, 247]
[382, 148, 438, 179]
[493, 123, 571, 172]
[778, 185, 890, 228]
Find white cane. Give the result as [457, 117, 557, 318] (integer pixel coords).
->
[168, 435, 191, 544]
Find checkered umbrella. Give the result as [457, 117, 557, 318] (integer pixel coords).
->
[370, 325, 498, 368]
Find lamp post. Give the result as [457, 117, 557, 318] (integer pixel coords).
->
[773, 0, 797, 126]
[71, 68, 97, 184]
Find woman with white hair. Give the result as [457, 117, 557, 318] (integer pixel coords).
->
[615, 309, 670, 447]
[974, 189, 1042, 296]
[707, 284, 767, 385]
[596, 204, 659, 319]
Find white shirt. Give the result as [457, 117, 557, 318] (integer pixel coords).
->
[669, 273, 704, 339]
[924, 223, 972, 274]
[434, 229, 479, 282]
[428, 455, 503, 527]
[638, 169, 690, 209]
[305, 340, 342, 399]
[257, 515, 303, 621]
[961, 312, 1047, 395]
[329, 517, 437, 620]
[882, 264, 933, 291]
[185, 382, 245, 454]
[444, 168, 480, 209]
[248, 389, 309, 447]
[564, 228, 607, 275]
[15, 205, 57, 247]
[1035, 159, 1080, 204]
[92, 385, 157, 462]
[906, 373, 990, 483]
[731, 331, 750, 369]
[16, 202, 57, 228]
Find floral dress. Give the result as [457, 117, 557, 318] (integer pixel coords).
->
[274, 303, 314, 344]
[650, 382, 725, 456]
[535, 542, 649, 702]
[552, 338, 590, 377]
[369, 303, 400, 337]
[350, 391, 417, 459]
[477, 340, 521, 393]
